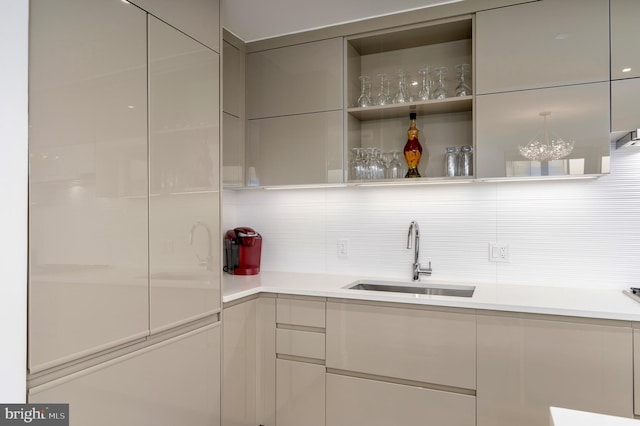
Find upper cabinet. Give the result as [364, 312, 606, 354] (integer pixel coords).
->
[611, 0, 640, 80]
[128, 0, 220, 52]
[475, 0, 611, 179]
[28, 0, 149, 372]
[223, 31, 246, 188]
[247, 37, 342, 119]
[148, 15, 221, 333]
[475, 0, 609, 94]
[610, 0, 640, 133]
[344, 18, 473, 181]
[245, 38, 343, 186]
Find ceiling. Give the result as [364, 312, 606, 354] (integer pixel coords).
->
[222, 0, 463, 42]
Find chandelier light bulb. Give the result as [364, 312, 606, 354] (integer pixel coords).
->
[519, 112, 575, 161]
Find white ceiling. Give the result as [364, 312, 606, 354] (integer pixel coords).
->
[222, 0, 463, 42]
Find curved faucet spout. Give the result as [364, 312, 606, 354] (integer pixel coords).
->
[407, 220, 432, 281]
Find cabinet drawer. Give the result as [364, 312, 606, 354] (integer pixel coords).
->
[276, 297, 325, 328]
[276, 328, 325, 360]
[326, 301, 475, 389]
[326, 373, 475, 426]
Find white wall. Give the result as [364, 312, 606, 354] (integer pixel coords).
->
[0, 0, 28, 402]
[224, 142, 640, 289]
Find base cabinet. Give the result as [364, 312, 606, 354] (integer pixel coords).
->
[326, 373, 475, 426]
[276, 359, 325, 426]
[29, 324, 221, 426]
[477, 314, 633, 426]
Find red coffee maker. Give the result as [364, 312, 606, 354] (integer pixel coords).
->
[224, 227, 262, 275]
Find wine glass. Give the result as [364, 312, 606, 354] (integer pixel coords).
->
[454, 64, 472, 97]
[431, 66, 448, 100]
[393, 69, 410, 104]
[374, 73, 391, 106]
[357, 75, 372, 107]
[417, 66, 431, 101]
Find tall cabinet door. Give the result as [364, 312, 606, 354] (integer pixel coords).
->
[28, 0, 149, 372]
[29, 324, 221, 426]
[148, 16, 221, 333]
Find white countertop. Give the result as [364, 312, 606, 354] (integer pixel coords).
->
[223, 271, 640, 322]
[550, 407, 640, 426]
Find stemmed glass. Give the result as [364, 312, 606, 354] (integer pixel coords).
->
[454, 64, 472, 97]
[386, 151, 404, 179]
[374, 73, 391, 106]
[393, 69, 410, 104]
[431, 66, 448, 100]
[417, 66, 431, 101]
[357, 75, 372, 107]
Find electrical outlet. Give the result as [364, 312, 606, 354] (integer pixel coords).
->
[337, 239, 349, 258]
[489, 243, 509, 262]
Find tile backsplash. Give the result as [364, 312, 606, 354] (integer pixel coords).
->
[224, 143, 640, 289]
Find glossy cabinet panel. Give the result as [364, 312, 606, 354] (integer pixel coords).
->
[223, 112, 245, 187]
[611, 0, 640, 80]
[276, 297, 326, 328]
[148, 16, 221, 332]
[223, 40, 243, 117]
[247, 37, 342, 119]
[222, 300, 257, 426]
[476, 82, 610, 178]
[276, 359, 325, 426]
[29, 324, 221, 426]
[276, 328, 325, 360]
[128, 0, 220, 52]
[246, 111, 343, 186]
[477, 315, 633, 426]
[612, 78, 640, 133]
[476, 0, 609, 94]
[635, 327, 640, 416]
[256, 297, 277, 426]
[326, 302, 476, 390]
[326, 373, 475, 426]
[28, 0, 149, 372]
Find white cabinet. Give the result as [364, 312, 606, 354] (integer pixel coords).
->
[148, 15, 221, 333]
[28, 0, 149, 372]
[246, 38, 343, 186]
[476, 314, 633, 426]
[476, 82, 611, 178]
[29, 324, 221, 426]
[326, 301, 476, 390]
[128, 0, 220, 52]
[326, 373, 475, 426]
[476, 0, 609, 94]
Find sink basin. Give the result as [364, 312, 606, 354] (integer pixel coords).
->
[346, 280, 475, 297]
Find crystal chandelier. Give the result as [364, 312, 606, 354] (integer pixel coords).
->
[519, 112, 575, 161]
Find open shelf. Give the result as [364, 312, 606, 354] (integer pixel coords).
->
[348, 96, 472, 121]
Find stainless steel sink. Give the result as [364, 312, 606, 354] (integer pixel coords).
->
[346, 280, 475, 297]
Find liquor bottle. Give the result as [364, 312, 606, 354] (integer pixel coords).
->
[403, 112, 425, 178]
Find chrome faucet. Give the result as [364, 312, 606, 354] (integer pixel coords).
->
[189, 221, 213, 271]
[407, 221, 432, 281]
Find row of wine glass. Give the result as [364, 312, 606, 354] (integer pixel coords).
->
[356, 64, 471, 108]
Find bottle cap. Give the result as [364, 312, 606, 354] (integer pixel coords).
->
[409, 112, 417, 120]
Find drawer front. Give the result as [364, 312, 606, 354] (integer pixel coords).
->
[276, 328, 325, 360]
[326, 373, 475, 426]
[276, 297, 325, 328]
[326, 302, 476, 389]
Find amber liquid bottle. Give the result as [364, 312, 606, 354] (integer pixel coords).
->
[403, 112, 423, 178]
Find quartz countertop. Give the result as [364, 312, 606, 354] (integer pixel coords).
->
[223, 271, 640, 322]
[550, 407, 640, 426]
